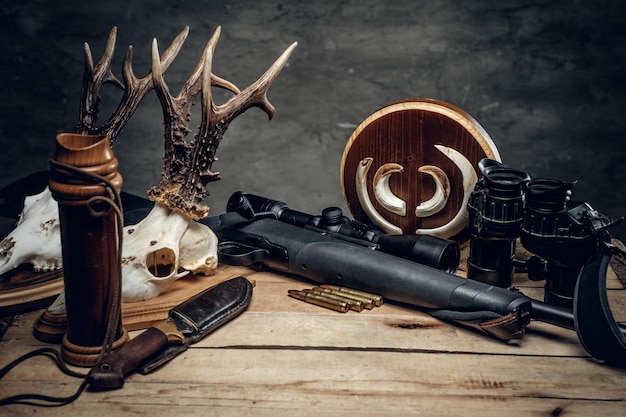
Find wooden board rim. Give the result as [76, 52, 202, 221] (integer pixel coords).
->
[339, 98, 502, 238]
[340, 98, 501, 203]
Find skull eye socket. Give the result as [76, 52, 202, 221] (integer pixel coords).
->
[146, 247, 177, 277]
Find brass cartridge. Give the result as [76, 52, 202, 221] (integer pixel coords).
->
[320, 284, 384, 307]
[302, 289, 364, 312]
[288, 290, 350, 313]
[313, 287, 375, 310]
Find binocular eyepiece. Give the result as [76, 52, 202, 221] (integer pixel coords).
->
[227, 191, 461, 274]
[466, 159, 530, 288]
[467, 158, 622, 308]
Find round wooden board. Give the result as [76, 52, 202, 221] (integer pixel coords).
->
[341, 99, 500, 242]
[0, 266, 64, 316]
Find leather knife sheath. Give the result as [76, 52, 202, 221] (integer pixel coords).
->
[88, 276, 253, 390]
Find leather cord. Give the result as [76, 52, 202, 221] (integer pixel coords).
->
[0, 162, 124, 406]
[0, 348, 89, 406]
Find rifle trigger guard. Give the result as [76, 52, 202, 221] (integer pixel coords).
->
[218, 241, 269, 266]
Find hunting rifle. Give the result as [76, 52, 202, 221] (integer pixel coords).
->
[129, 190, 626, 366]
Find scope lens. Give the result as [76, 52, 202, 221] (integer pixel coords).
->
[320, 207, 344, 227]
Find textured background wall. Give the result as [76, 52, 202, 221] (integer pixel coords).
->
[1, 0, 625, 241]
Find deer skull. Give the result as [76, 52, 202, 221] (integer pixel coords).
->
[120, 202, 218, 301]
[2, 192, 219, 302]
[0, 188, 61, 275]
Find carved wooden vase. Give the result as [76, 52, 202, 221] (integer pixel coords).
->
[48, 133, 128, 366]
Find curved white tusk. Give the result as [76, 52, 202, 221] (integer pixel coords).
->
[374, 163, 406, 216]
[356, 158, 403, 235]
[415, 165, 450, 217]
[415, 145, 477, 238]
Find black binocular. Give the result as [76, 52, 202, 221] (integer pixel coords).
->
[467, 159, 622, 308]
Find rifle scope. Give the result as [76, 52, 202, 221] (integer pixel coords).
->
[226, 191, 460, 274]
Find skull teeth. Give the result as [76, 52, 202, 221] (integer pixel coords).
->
[1, 237, 16, 251]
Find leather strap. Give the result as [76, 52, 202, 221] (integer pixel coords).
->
[574, 254, 626, 367]
[479, 311, 527, 340]
[429, 309, 528, 340]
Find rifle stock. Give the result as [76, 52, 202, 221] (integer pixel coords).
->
[204, 212, 534, 339]
[201, 196, 625, 346]
[121, 191, 594, 340]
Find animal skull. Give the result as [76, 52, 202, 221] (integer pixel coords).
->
[121, 202, 218, 301]
[0, 187, 218, 302]
[0, 188, 61, 275]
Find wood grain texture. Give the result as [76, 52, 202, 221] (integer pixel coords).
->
[340, 99, 500, 239]
[1, 266, 624, 416]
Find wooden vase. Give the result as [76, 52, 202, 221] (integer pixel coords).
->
[48, 133, 128, 366]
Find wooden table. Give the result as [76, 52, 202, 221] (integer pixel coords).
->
[1, 262, 625, 416]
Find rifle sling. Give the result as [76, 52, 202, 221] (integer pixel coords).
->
[429, 308, 527, 340]
[574, 254, 626, 367]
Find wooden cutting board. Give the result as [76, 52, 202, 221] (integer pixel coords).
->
[31, 264, 253, 343]
[119, 264, 253, 330]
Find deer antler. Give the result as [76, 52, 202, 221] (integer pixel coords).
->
[75, 26, 190, 144]
[147, 26, 297, 220]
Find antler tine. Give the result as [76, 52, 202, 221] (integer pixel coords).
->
[197, 27, 245, 124]
[175, 41, 297, 219]
[100, 26, 191, 144]
[148, 28, 297, 220]
[200, 26, 240, 95]
[200, 41, 217, 135]
[86, 26, 122, 86]
[218, 41, 298, 123]
[152, 26, 238, 109]
[76, 26, 123, 134]
[154, 26, 191, 75]
[148, 26, 240, 212]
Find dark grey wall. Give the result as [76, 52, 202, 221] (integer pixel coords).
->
[1, 0, 625, 241]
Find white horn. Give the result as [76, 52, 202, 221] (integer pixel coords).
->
[415, 165, 450, 217]
[374, 163, 406, 216]
[356, 158, 403, 235]
[415, 145, 477, 238]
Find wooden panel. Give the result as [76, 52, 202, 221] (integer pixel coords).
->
[340, 99, 500, 241]
[1, 265, 625, 416]
[1, 348, 624, 417]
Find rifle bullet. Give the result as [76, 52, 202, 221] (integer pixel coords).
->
[312, 287, 375, 309]
[302, 288, 365, 311]
[288, 290, 350, 313]
[320, 285, 384, 307]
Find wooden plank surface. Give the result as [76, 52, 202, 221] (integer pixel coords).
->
[1, 265, 625, 416]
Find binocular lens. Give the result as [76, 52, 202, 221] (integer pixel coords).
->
[524, 179, 574, 212]
[482, 168, 530, 196]
[466, 159, 531, 287]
